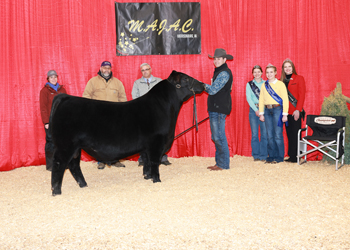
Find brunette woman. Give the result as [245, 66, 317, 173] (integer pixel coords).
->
[280, 59, 306, 163]
[246, 65, 267, 161]
[259, 64, 289, 163]
[39, 70, 67, 171]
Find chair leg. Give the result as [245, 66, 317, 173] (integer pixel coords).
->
[297, 140, 308, 165]
[336, 160, 338, 171]
[336, 141, 339, 171]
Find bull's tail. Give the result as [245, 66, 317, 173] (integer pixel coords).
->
[48, 93, 68, 134]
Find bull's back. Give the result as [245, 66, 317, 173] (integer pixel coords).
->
[51, 96, 124, 137]
[50, 89, 179, 148]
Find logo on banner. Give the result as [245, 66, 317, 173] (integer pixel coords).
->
[314, 117, 336, 125]
[115, 2, 201, 56]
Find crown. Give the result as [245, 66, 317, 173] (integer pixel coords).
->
[283, 58, 293, 63]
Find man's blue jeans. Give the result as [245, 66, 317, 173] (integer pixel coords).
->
[209, 111, 230, 169]
[249, 108, 268, 160]
[264, 106, 284, 162]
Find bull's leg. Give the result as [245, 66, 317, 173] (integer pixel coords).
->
[67, 149, 87, 188]
[149, 160, 161, 183]
[51, 148, 75, 196]
[144, 148, 163, 183]
[141, 152, 150, 177]
[51, 159, 67, 196]
[142, 151, 157, 181]
[143, 165, 151, 180]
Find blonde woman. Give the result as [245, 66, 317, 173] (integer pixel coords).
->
[259, 64, 289, 163]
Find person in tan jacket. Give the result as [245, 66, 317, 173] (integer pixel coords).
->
[82, 61, 127, 169]
[83, 61, 127, 102]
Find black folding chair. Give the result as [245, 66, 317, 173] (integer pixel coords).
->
[297, 115, 346, 170]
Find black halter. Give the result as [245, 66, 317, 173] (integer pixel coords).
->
[174, 79, 209, 140]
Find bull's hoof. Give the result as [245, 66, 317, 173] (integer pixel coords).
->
[78, 182, 88, 188]
[52, 188, 62, 196]
[152, 178, 161, 183]
[144, 174, 152, 180]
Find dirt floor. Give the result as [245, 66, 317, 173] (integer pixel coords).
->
[1, 156, 350, 250]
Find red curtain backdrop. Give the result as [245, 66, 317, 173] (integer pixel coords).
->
[1, 0, 349, 171]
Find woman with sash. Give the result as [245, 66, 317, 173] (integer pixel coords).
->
[259, 64, 289, 163]
[280, 59, 306, 163]
[246, 65, 267, 161]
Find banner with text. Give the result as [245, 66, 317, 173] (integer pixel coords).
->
[115, 2, 201, 56]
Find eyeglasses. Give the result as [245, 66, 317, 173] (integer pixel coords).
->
[141, 68, 151, 72]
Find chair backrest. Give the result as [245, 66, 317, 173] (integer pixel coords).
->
[306, 115, 346, 138]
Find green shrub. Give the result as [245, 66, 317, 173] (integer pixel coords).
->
[320, 83, 350, 164]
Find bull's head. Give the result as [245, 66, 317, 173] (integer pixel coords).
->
[167, 70, 205, 102]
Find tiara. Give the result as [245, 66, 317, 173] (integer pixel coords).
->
[253, 65, 261, 68]
[283, 58, 293, 63]
[267, 63, 274, 67]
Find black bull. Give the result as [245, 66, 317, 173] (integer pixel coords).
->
[49, 71, 205, 196]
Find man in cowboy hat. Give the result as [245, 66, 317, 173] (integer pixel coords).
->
[204, 48, 234, 171]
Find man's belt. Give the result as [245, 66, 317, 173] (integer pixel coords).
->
[265, 104, 280, 109]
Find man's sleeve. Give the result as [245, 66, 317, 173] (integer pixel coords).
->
[205, 71, 229, 95]
[118, 81, 127, 102]
[131, 81, 138, 100]
[82, 80, 93, 99]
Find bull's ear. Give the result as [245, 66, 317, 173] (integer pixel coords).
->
[167, 71, 180, 84]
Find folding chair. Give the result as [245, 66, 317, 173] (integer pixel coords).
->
[297, 115, 346, 170]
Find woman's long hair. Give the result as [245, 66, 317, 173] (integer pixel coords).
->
[280, 59, 297, 82]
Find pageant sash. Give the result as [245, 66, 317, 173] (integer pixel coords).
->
[287, 90, 306, 120]
[248, 80, 260, 100]
[283, 78, 306, 120]
[265, 80, 288, 127]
